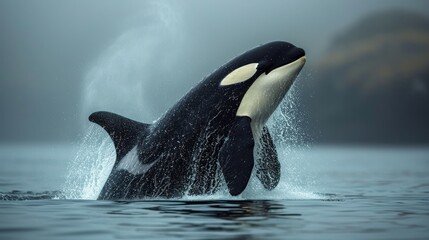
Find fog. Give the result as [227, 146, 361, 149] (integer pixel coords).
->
[1, 0, 428, 143]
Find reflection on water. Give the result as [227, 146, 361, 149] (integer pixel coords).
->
[122, 200, 299, 220]
[107, 200, 305, 240]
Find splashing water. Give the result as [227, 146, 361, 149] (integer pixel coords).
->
[265, 80, 317, 199]
[63, 126, 115, 199]
[64, 1, 320, 200]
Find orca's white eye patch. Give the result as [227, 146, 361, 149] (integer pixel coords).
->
[220, 63, 258, 86]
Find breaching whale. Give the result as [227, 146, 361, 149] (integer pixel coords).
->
[90, 41, 306, 200]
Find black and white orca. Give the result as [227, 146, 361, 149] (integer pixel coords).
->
[90, 41, 306, 200]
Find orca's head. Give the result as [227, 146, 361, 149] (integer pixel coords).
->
[219, 41, 306, 129]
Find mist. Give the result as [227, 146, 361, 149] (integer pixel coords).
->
[1, 0, 428, 144]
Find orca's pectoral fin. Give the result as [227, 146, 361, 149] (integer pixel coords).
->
[218, 116, 255, 196]
[89, 111, 150, 165]
[256, 126, 281, 191]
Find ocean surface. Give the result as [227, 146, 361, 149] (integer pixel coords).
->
[0, 144, 428, 240]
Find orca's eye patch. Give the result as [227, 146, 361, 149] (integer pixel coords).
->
[220, 63, 258, 86]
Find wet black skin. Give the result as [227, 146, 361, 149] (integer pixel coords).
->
[90, 41, 305, 200]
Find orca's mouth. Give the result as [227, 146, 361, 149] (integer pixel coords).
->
[266, 56, 306, 77]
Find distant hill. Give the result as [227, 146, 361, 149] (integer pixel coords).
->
[300, 10, 429, 144]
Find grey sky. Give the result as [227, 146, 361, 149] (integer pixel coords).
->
[1, 0, 428, 143]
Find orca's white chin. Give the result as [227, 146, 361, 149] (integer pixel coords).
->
[236, 56, 306, 135]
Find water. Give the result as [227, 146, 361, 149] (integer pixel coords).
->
[1, 145, 428, 240]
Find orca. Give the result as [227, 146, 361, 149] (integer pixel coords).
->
[90, 41, 306, 200]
